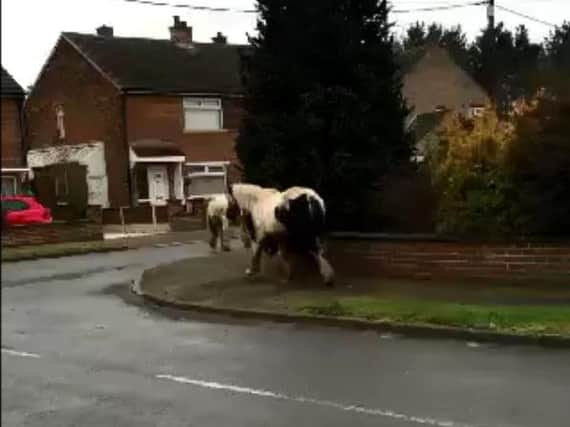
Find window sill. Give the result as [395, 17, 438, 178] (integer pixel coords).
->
[187, 172, 226, 178]
[182, 129, 232, 135]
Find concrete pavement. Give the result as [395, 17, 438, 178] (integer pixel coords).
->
[2, 241, 570, 427]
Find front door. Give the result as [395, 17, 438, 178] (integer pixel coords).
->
[147, 165, 169, 206]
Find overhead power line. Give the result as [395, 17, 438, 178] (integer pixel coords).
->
[120, 0, 486, 15]
[392, 1, 487, 13]
[121, 0, 256, 13]
[119, 0, 560, 29]
[495, 4, 557, 27]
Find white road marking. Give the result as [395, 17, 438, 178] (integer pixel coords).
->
[379, 333, 397, 339]
[1, 348, 41, 359]
[466, 342, 480, 348]
[156, 374, 477, 427]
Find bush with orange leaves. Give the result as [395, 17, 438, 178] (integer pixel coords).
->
[427, 107, 525, 236]
[427, 91, 570, 237]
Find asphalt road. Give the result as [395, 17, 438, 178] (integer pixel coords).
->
[2, 241, 570, 427]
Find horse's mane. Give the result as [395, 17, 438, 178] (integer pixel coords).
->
[232, 183, 279, 212]
[281, 186, 326, 212]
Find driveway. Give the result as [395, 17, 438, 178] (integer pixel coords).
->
[2, 242, 569, 427]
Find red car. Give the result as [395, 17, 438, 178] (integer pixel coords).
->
[1, 196, 52, 226]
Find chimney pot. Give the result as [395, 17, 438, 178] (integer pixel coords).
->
[212, 32, 227, 44]
[169, 15, 192, 47]
[96, 25, 114, 37]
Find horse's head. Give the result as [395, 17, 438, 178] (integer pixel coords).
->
[275, 190, 326, 239]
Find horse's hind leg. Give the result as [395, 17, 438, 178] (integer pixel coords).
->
[240, 223, 252, 249]
[279, 245, 294, 284]
[245, 238, 265, 276]
[220, 216, 231, 252]
[310, 246, 334, 287]
[240, 211, 254, 249]
[208, 216, 220, 250]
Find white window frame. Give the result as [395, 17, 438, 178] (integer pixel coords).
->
[1, 176, 17, 196]
[185, 161, 229, 200]
[470, 106, 485, 118]
[183, 97, 223, 132]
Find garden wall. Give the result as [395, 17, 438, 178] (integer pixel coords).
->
[2, 220, 103, 248]
[327, 234, 570, 283]
[102, 206, 169, 224]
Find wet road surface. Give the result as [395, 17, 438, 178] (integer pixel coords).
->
[2, 242, 570, 427]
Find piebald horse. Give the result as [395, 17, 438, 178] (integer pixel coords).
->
[229, 183, 335, 286]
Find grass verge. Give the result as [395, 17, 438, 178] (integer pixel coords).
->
[295, 296, 570, 336]
[1, 240, 128, 262]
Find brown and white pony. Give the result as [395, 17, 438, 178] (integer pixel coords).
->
[205, 193, 241, 251]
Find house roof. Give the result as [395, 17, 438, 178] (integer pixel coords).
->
[62, 32, 247, 94]
[398, 46, 430, 74]
[401, 45, 489, 115]
[1, 66, 25, 97]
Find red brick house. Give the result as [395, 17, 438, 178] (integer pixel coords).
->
[25, 17, 244, 211]
[1, 66, 28, 196]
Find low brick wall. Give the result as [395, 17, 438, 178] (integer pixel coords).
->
[327, 234, 570, 282]
[170, 215, 205, 232]
[1, 220, 103, 248]
[102, 206, 169, 224]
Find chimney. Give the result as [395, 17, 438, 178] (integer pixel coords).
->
[212, 32, 227, 44]
[96, 25, 114, 38]
[169, 15, 193, 48]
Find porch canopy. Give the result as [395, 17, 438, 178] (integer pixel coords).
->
[129, 139, 186, 204]
[129, 139, 185, 163]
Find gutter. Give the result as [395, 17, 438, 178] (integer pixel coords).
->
[124, 89, 244, 98]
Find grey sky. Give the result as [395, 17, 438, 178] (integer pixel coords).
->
[2, 0, 568, 88]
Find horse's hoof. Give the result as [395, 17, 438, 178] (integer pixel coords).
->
[323, 274, 335, 287]
[222, 246, 231, 252]
[245, 268, 257, 276]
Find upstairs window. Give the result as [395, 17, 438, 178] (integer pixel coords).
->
[183, 97, 222, 131]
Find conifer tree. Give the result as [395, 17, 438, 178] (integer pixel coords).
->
[237, 0, 411, 227]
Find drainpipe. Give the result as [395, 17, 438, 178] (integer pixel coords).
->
[19, 94, 28, 188]
[121, 91, 134, 207]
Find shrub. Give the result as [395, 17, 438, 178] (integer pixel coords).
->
[427, 108, 525, 236]
[507, 94, 570, 235]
